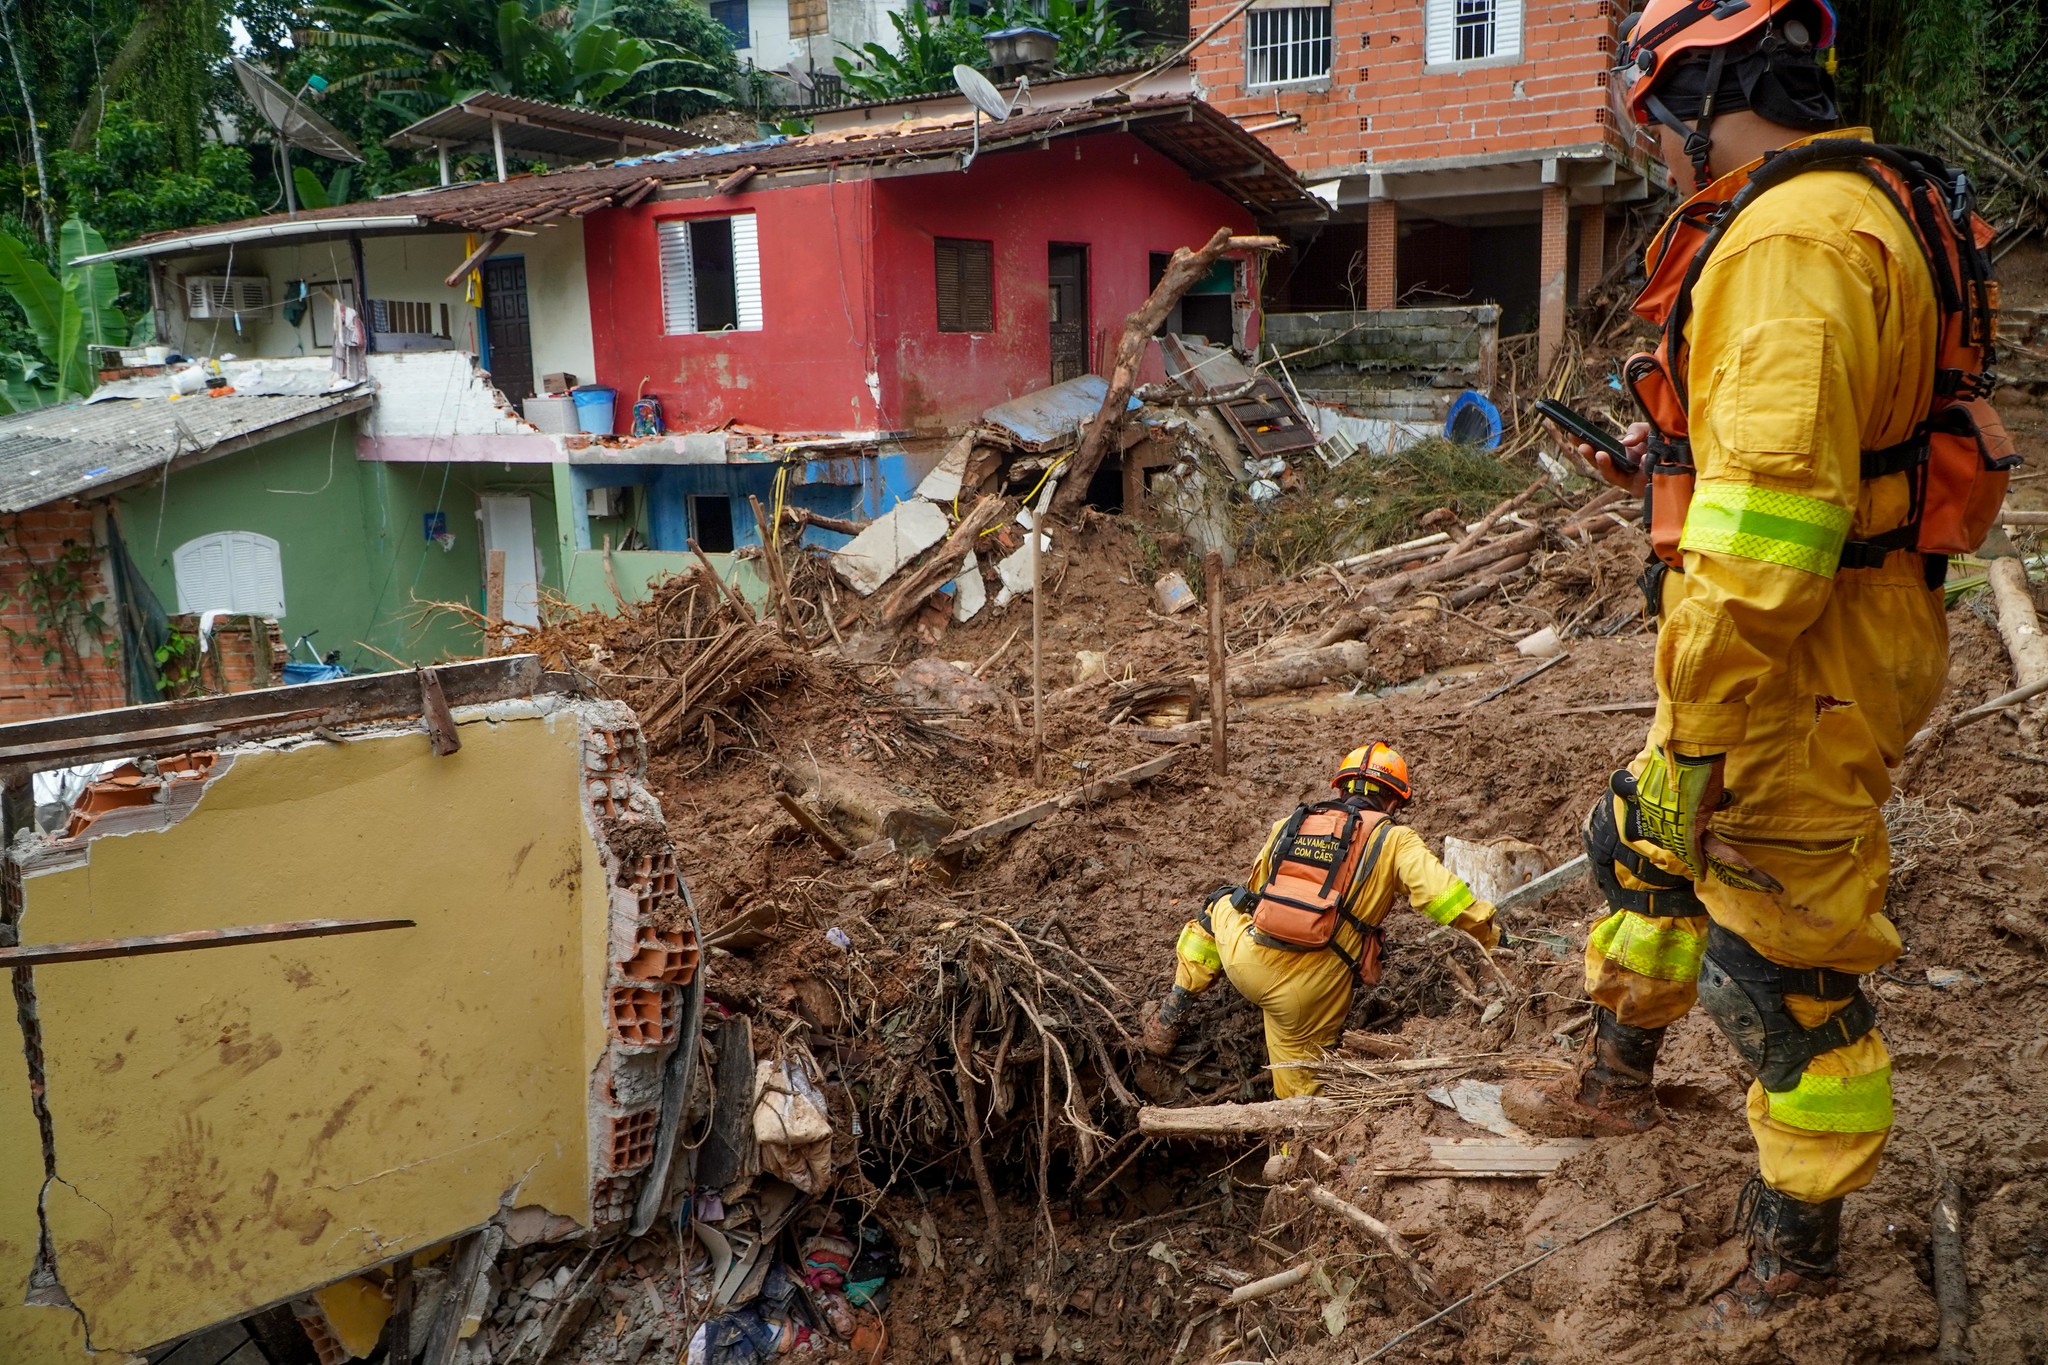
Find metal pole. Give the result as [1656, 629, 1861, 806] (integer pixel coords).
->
[491, 117, 508, 183]
[438, 142, 452, 186]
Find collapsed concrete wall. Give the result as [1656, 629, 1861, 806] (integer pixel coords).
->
[0, 673, 695, 1361]
[1264, 304, 1500, 422]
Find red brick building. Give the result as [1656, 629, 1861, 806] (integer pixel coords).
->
[1188, 0, 1663, 365]
[0, 503, 126, 724]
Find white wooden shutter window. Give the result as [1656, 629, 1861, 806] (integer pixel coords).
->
[731, 214, 762, 331]
[1495, 0, 1523, 59]
[1424, 0, 1456, 65]
[174, 532, 285, 616]
[659, 220, 696, 335]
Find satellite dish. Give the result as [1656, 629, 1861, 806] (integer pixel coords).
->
[952, 65, 1013, 122]
[234, 60, 365, 164]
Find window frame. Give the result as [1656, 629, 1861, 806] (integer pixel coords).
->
[1244, 4, 1334, 89]
[1423, 0, 1523, 69]
[657, 213, 764, 336]
[933, 237, 996, 334]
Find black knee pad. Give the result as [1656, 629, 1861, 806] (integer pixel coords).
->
[1696, 924, 1876, 1092]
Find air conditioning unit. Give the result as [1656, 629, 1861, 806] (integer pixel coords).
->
[184, 275, 271, 319]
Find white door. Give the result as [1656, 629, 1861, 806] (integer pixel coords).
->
[479, 494, 541, 628]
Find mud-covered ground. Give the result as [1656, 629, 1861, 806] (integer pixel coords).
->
[634, 483, 2048, 1365]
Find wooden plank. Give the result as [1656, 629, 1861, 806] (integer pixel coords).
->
[0, 656, 549, 762]
[1138, 1095, 1345, 1137]
[0, 917, 416, 967]
[1369, 1136, 1592, 1178]
[419, 667, 461, 756]
[936, 750, 1184, 857]
[485, 549, 508, 633]
[441, 230, 508, 289]
[774, 792, 852, 860]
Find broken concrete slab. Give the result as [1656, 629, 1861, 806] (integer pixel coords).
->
[829, 498, 950, 596]
[981, 376, 1139, 453]
[951, 553, 986, 622]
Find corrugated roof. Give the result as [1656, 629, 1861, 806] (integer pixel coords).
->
[385, 92, 706, 161]
[0, 390, 373, 512]
[84, 96, 1321, 262]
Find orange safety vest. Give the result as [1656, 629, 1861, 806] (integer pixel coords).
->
[1626, 139, 2017, 574]
[1248, 800, 1394, 983]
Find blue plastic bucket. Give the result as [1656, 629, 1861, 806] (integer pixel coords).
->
[571, 386, 617, 435]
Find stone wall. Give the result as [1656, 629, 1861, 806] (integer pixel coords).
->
[1265, 304, 1499, 422]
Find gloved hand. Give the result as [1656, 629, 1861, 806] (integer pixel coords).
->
[1470, 915, 1502, 952]
[1614, 752, 1782, 892]
[1140, 988, 1193, 1056]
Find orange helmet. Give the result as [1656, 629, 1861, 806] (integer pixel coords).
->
[1614, 0, 1837, 184]
[1333, 742, 1411, 803]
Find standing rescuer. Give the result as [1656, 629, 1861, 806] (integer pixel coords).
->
[1505, 0, 2016, 1326]
[1140, 742, 1501, 1098]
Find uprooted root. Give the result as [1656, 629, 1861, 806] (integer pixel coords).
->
[847, 914, 1137, 1242]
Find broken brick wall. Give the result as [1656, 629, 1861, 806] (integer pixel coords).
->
[0, 504, 125, 723]
[0, 691, 695, 1361]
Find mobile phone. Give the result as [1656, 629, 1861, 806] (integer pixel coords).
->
[1534, 398, 1635, 473]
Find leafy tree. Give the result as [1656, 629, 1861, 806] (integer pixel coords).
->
[612, 0, 740, 122]
[0, 219, 127, 412]
[299, 0, 731, 119]
[53, 105, 260, 248]
[834, 0, 1136, 103]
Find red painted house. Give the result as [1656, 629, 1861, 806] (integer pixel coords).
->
[581, 97, 1321, 439]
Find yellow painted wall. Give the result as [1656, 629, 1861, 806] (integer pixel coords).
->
[0, 709, 611, 1357]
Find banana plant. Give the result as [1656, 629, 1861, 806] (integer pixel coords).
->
[0, 220, 129, 413]
[292, 165, 356, 211]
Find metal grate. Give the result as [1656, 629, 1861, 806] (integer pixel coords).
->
[1246, 6, 1333, 87]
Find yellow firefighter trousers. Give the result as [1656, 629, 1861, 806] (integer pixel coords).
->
[1585, 791, 1900, 1202]
[1174, 900, 1354, 1099]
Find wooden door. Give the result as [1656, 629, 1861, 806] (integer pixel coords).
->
[1047, 244, 1089, 385]
[482, 258, 535, 405]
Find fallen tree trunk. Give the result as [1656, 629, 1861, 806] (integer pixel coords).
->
[780, 506, 870, 537]
[879, 495, 1009, 628]
[1932, 1175, 1970, 1364]
[1204, 641, 1378, 699]
[1053, 228, 1281, 519]
[775, 758, 954, 851]
[1987, 557, 2048, 733]
[1138, 1095, 1345, 1137]
[937, 750, 1183, 856]
[1225, 1262, 1315, 1307]
[1366, 527, 1545, 602]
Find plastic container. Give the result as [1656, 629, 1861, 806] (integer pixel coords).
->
[571, 386, 617, 435]
[522, 394, 579, 434]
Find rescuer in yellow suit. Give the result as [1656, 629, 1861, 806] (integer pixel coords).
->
[1140, 743, 1500, 1099]
[1502, 0, 1966, 1325]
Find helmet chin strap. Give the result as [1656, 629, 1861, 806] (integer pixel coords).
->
[1644, 44, 1729, 190]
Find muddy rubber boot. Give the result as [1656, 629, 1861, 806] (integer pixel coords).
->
[1139, 988, 1192, 1056]
[1499, 1007, 1665, 1137]
[1701, 1177, 1841, 1328]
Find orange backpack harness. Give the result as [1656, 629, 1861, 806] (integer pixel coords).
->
[1247, 799, 1395, 984]
[1626, 138, 2017, 590]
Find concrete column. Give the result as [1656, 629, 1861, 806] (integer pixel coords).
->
[1575, 206, 1606, 302]
[1538, 186, 1569, 372]
[1366, 199, 1399, 311]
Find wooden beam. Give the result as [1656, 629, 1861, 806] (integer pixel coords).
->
[442, 230, 508, 288]
[0, 657, 549, 775]
[713, 165, 759, 195]
[774, 792, 852, 861]
[419, 666, 462, 756]
[0, 917, 417, 967]
[936, 750, 1184, 857]
[1137, 1095, 1346, 1137]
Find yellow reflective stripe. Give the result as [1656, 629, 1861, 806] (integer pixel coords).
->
[1421, 878, 1473, 926]
[1176, 920, 1221, 972]
[1680, 482, 1852, 578]
[1763, 1064, 1894, 1134]
[1588, 909, 1706, 982]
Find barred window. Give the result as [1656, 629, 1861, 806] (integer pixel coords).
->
[1246, 6, 1332, 87]
[1456, 0, 1495, 60]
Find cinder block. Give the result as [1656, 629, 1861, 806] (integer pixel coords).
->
[595, 1050, 667, 1110]
[606, 984, 679, 1046]
[590, 1175, 636, 1227]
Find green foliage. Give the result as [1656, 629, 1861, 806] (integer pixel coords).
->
[300, 0, 733, 119]
[611, 0, 741, 121]
[834, 0, 1136, 102]
[1837, 0, 2045, 164]
[0, 532, 115, 671]
[1242, 437, 1530, 578]
[0, 219, 130, 413]
[53, 105, 260, 248]
[293, 165, 356, 211]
